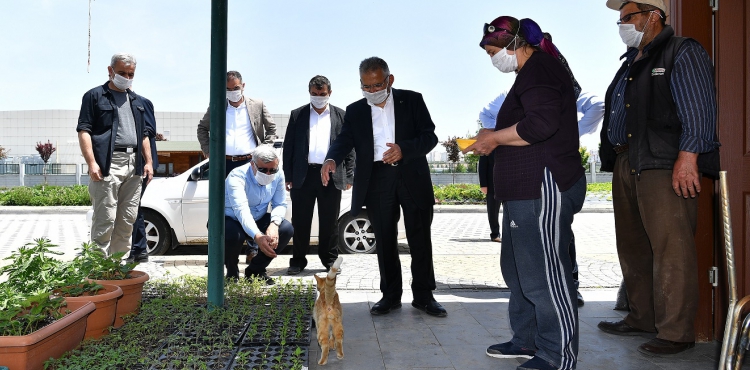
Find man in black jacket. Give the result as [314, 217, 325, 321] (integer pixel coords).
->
[128, 97, 158, 263]
[597, 0, 720, 356]
[77, 53, 153, 256]
[321, 57, 446, 317]
[283, 75, 354, 275]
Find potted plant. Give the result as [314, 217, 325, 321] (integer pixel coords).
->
[74, 242, 150, 328]
[0, 238, 125, 341]
[52, 281, 123, 339]
[0, 289, 95, 370]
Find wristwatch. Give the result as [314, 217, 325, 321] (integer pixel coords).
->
[271, 218, 282, 226]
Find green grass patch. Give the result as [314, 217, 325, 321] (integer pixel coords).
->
[587, 182, 612, 193]
[0, 185, 90, 206]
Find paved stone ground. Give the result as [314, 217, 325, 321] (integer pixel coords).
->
[0, 199, 621, 290]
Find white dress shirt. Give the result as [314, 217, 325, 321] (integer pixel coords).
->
[369, 91, 396, 161]
[308, 104, 331, 164]
[225, 100, 257, 156]
[478, 91, 605, 138]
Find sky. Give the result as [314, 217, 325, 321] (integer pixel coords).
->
[0, 0, 626, 151]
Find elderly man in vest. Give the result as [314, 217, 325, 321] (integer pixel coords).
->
[596, 0, 720, 356]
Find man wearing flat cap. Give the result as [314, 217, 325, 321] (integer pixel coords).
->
[596, 0, 720, 356]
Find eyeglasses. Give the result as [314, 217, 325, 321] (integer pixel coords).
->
[361, 75, 389, 91]
[483, 23, 511, 36]
[256, 166, 279, 174]
[617, 10, 654, 25]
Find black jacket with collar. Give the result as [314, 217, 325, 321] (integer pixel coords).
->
[76, 81, 150, 176]
[325, 89, 438, 216]
[600, 26, 720, 177]
[282, 103, 354, 191]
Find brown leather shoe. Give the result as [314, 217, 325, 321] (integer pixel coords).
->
[638, 338, 695, 356]
[597, 320, 651, 336]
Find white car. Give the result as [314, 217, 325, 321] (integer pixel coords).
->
[94, 158, 405, 256]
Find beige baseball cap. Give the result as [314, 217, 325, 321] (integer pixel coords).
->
[606, 0, 668, 16]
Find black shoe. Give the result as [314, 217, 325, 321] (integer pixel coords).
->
[412, 300, 447, 317]
[637, 338, 695, 356]
[245, 270, 275, 285]
[370, 297, 402, 315]
[126, 253, 148, 263]
[597, 320, 651, 336]
[287, 266, 302, 275]
[576, 291, 584, 307]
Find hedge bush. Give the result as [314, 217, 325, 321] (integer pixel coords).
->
[0, 185, 90, 206]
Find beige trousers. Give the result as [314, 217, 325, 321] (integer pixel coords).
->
[89, 152, 142, 256]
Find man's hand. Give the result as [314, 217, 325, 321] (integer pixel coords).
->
[285, 182, 292, 192]
[464, 129, 499, 156]
[254, 234, 277, 258]
[672, 151, 701, 198]
[383, 143, 403, 164]
[345, 184, 352, 191]
[143, 163, 154, 184]
[203, 151, 209, 159]
[89, 163, 103, 182]
[320, 160, 336, 186]
[480, 187, 488, 195]
[265, 223, 280, 249]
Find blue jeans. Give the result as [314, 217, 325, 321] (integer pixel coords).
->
[502, 170, 585, 369]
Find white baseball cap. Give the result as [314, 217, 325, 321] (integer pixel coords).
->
[606, 0, 668, 16]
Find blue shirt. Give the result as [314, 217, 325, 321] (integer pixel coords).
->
[479, 91, 604, 137]
[224, 163, 287, 238]
[607, 39, 718, 153]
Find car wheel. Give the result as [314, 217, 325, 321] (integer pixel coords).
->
[142, 209, 173, 256]
[337, 213, 377, 254]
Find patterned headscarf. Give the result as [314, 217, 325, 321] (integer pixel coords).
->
[480, 16, 581, 97]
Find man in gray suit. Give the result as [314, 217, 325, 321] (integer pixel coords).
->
[283, 75, 355, 275]
[197, 70, 277, 177]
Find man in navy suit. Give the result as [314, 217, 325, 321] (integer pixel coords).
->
[128, 97, 158, 262]
[283, 75, 354, 275]
[321, 57, 446, 317]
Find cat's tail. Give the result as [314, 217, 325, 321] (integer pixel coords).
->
[327, 256, 344, 279]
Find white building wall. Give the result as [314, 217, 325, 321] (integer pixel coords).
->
[0, 110, 290, 164]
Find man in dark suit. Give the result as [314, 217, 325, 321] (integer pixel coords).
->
[283, 76, 355, 275]
[321, 57, 446, 317]
[128, 97, 158, 262]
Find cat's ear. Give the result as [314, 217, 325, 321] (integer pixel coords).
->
[314, 274, 324, 285]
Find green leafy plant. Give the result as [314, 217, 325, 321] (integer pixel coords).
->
[0, 185, 90, 206]
[0, 238, 71, 296]
[580, 146, 591, 171]
[73, 241, 137, 280]
[0, 292, 65, 336]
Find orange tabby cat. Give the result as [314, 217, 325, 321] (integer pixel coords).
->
[313, 256, 344, 365]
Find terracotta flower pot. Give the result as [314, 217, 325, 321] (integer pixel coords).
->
[62, 284, 123, 339]
[0, 301, 95, 370]
[93, 270, 149, 328]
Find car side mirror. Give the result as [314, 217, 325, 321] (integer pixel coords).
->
[190, 167, 201, 181]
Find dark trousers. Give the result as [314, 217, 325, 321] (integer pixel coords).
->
[289, 165, 341, 269]
[226, 157, 252, 177]
[486, 180, 501, 240]
[130, 177, 150, 256]
[612, 152, 698, 342]
[502, 170, 585, 369]
[364, 164, 436, 303]
[224, 213, 294, 279]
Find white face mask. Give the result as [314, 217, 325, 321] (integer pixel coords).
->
[362, 84, 390, 105]
[310, 95, 329, 109]
[491, 47, 518, 73]
[618, 12, 652, 48]
[253, 164, 276, 186]
[111, 73, 133, 90]
[226, 90, 243, 103]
